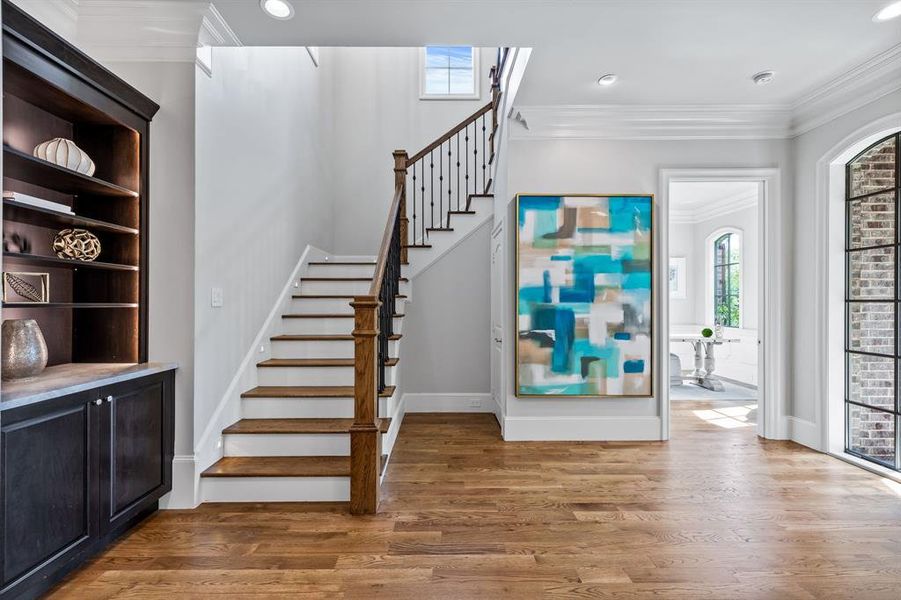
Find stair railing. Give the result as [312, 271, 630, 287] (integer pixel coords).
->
[350, 48, 508, 515]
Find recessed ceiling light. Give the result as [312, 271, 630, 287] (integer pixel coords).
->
[752, 70, 775, 85]
[874, 1, 901, 22]
[260, 0, 295, 20]
[597, 74, 618, 87]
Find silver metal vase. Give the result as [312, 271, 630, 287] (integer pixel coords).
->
[2, 319, 49, 380]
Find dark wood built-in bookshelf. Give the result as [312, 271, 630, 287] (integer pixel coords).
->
[1, 2, 158, 365]
[0, 4, 175, 600]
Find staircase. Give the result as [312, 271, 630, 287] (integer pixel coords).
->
[200, 259, 406, 502]
[199, 48, 509, 511]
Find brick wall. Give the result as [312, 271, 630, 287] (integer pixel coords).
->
[847, 136, 897, 464]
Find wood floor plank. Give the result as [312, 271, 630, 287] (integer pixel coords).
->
[48, 399, 901, 598]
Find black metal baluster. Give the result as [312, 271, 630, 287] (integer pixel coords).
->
[482, 114, 487, 193]
[420, 159, 425, 244]
[447, 142, 452, 227]
[411, 163, 417, 246]
[465, 125, 470, 201]
[473, 122, 479, 197]
[456, 133, 461, 212]
[439, 141, 443, 230]
[430, 150, 435, 232]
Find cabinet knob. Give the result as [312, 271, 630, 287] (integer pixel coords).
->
[106, 395, 114, 403]
[93, 399, 103, 406]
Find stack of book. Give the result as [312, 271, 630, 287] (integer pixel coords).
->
[3, 191, 74, 215]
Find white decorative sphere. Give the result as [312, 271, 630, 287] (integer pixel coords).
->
[33, 138, 96, 176]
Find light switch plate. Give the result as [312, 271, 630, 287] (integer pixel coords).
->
[211, 287, 224, 308]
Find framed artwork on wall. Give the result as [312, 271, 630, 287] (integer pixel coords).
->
[669, 256, 687, 299]
[515, 194, 653, 397]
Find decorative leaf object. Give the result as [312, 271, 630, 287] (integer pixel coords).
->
[33, 138, 96, 176]
[53, 228, 101, 261]
[5, 273, 43, 302]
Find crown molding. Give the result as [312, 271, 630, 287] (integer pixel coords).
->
[512, 42, 901, 141]
[670, 188, 758, 225]
[789, 43, 901, 137]
[13, 0, 242, 63]
[508, 104, 793, 141]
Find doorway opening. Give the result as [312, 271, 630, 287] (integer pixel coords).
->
[667, 181, 761, 433]
[659, 168, 783, 441]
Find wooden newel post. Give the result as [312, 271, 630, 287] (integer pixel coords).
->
[350, 296, 381, 515]
[393, 150, 409, 264]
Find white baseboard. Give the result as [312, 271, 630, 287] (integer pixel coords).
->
[503, 415, 662, 441]
[404, 392, 494, 413]
[159, 454, 199, 509]
[383, 393, 406, 453]
[788, 416, 821, 450]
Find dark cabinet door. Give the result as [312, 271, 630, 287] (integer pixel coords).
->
[98, 373, 173, 535]
[0, 390, 100, 597]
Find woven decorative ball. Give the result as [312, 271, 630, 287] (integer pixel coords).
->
[53, 228, 101, 262]
[33, 138, 96, 176]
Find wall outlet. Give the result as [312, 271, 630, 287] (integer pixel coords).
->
[211, 287, 224, 308]
[469, 398, 482, 408]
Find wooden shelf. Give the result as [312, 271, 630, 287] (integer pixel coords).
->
[3, 199, 139, 235]
[3, 252, 139, 271]
[3, 146, 138, 199]
[2, 302, 139, 309]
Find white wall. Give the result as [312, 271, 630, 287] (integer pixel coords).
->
[401, 221, 491, 394]
[193, 47, 335, 450]
[503, 138, 790, 437]
[325, 47, 495, 254]
[791, 89, 901, 428]
[668, 221, 697, 326]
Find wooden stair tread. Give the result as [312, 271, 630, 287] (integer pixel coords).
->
[404, 244, 432, 249]
[301, 277, 408, 282]
[201, 456, 349, 478]
[448, 210, 476, 215]
[258, 357, 399, 367]
[281, 313, 404, 319]
[291, 294, 407, 299]
[241, 385, 395, 398]
[223, 417, 391, 435]
[271, 334, 401, 341]
[427, 227, 454, 232]
[308, 261, 376, 266]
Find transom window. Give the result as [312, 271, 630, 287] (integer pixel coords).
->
[845, 131, 900, 472]
[713, 233, 741, 328]
[420, 46, 479, 99]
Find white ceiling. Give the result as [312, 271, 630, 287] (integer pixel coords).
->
[670, 181, 759, 224]
[211, 0, 901, 106]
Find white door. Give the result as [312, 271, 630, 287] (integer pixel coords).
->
[490, 225, 505, 425]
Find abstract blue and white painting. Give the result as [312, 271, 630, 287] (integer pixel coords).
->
[516, 195, 653, 397]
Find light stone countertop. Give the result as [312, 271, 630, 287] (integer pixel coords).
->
[1, 362, 177, 411]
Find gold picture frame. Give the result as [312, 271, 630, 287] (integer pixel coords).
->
[514, 193, 655, 398]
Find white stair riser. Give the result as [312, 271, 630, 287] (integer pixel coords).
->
[289, 297, 404, 314]
[202, 476, 349, 502]
[271, 339, 398, 359]
[242, 397, 388, 419]
[300, 280, 408, 295]
[224, 433, 349, 456]
[281, 316, 403, 335]
[257, 365, 396, 387]
[307, 264, 376, 278]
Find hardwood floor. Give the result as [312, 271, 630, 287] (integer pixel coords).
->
[49, 402, 901, 598]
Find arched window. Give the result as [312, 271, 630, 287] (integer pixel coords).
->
[845, 131, 899, 471]
[713, 232, 740, 328]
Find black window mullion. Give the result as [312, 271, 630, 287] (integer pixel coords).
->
[845, 132, 900, 472]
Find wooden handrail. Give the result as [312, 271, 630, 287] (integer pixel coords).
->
[351, 48, 510, 515]
[368, 182, 404, 297]
[406, 101, 493, 166]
